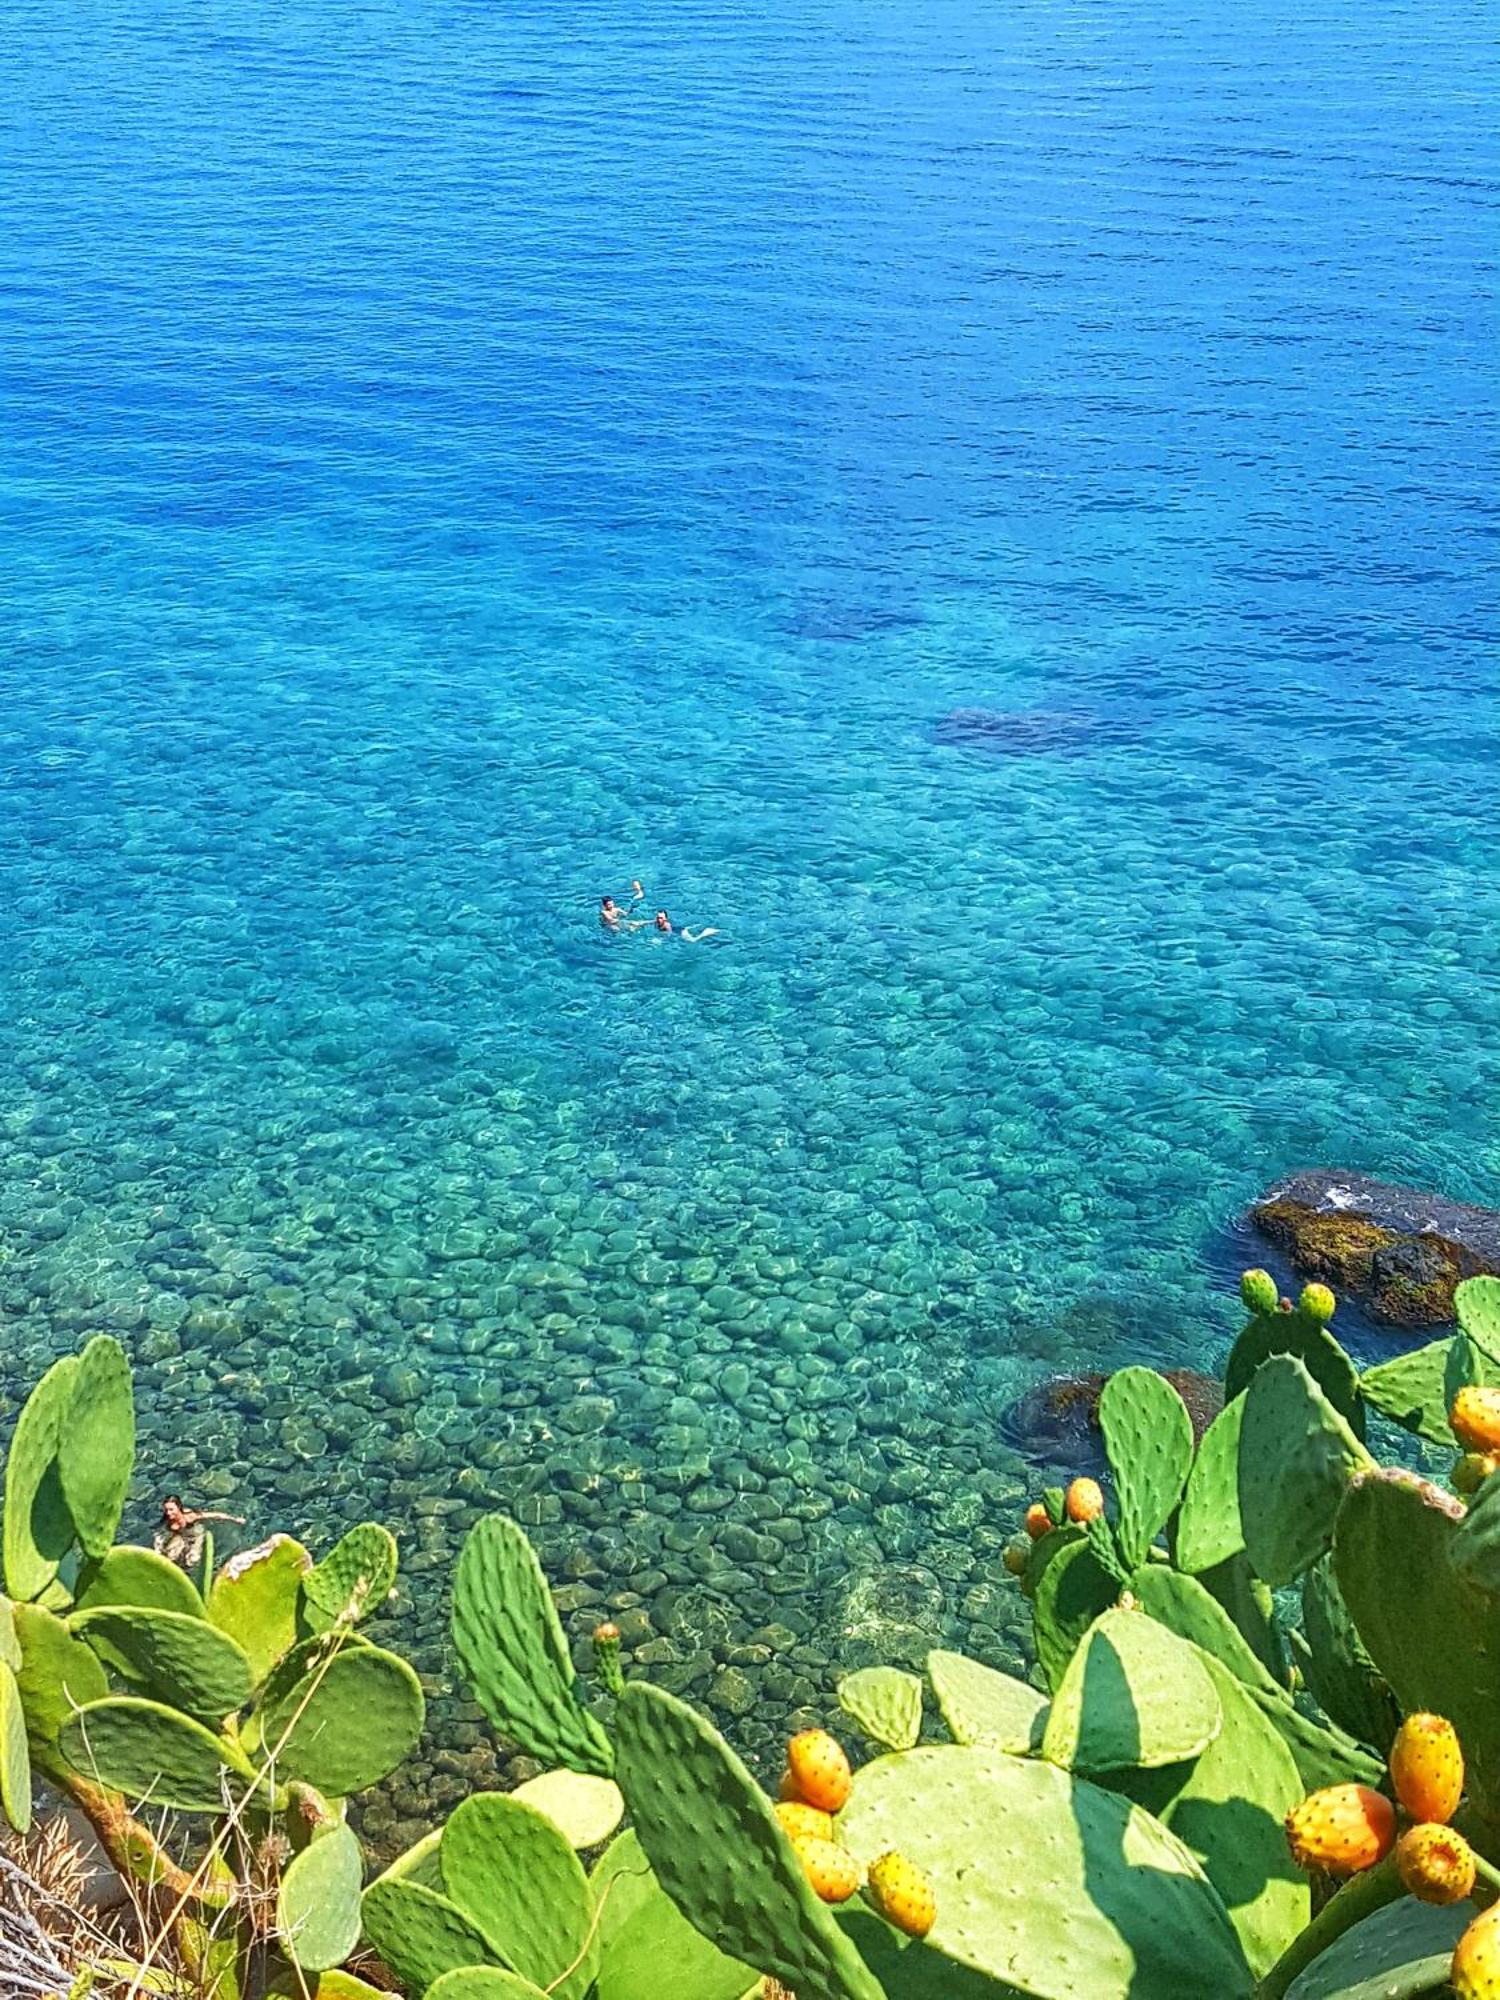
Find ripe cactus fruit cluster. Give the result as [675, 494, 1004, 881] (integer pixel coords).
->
[1389, 1710, 1464, 1824]
[793, 1835, 863, 1903]
[1283, 1783, 1396, 1876]
[785, 1727, 853, 1812]
[1396, 1822, 1477, 1904]
[1452, 1386, 1500, 1454]
[774, 1799, 834, 1844]
[866, 1850, 937, 1937]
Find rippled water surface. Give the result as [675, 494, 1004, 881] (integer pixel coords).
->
[2, 0, 1497, 1831]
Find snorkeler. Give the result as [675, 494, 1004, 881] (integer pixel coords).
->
[654, 909, 720, 942]
[600, 881, 647, 931]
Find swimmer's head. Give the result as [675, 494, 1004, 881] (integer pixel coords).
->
[600, 896, 617, 914]
[654, 910, 671, 931]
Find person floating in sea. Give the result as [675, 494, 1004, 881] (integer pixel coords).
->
[154, 1494, 245, 1572]
[654, 909, 719, 942]
[599, 881, 647, 931]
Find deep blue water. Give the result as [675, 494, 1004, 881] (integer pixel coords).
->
[1, 0, 1497, 1793]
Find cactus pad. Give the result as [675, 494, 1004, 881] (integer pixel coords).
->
[1299, 1557, 1398, 1749]
[2, 1354, 80, 1602]
[1125, 1565, 1281, 1698]
[1174, 1393, 1246, 1574]
[589, 1829, 760, 2000]
[359, 1879, 499, 1995]
[59, 1695, 254, 1811]
[427, 1974, 550, 2000]
[257, 1640, 424, 1795]
[838, 1743, 1252, 1996]
[12, 1600, 109, 1750]
[452, 1515, 613, 1777]
[1041, 1606, 1222, 1773]
[1457, 1275, 1500, 1354]
[0, 1595, 19, 1673]
[836, 1665, 923, 1750]
[1097, 1367, 1194, 1569]
[1357, 1340, 1455, 1445]
[925, 1648, 1046, 1750]
[441, 1792, 598, 2000]
[207, 1535, 312, 1681]
[1280, 1893, 1473, 2000]
[1115, 1651, 1307, 1976]
[1239, 1355, 1373, 1587]
[303, 1523, 399, 1630]
[70, 1605, 255, 1721]
[0, 1658, 32, 1834]
[1031, 1536, 1120, 1690]
[1226, 1305, 1363, 1432]
[614, 1680, 884, 2000]
[75, 1547, 207, 1620]
[511, 1768, 625, 1848]
[56, 1335, 134, 1560]
[278, 1821, 364, 1971]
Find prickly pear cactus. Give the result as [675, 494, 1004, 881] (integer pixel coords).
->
[1457, 1275, 1500, 1354]
[1097, 1368, 1194, 1570]
[278, 1821, 364, 1971]
[56, 1334, 135, 1560]
[2, 1354, 80, 1602]
[589, 1828, 760, 2000]
[511, 1768, 625, 1849]
[11, 1600, 109, 1754]
[1278, 1893, 1473, 2000]
[1226, 1286, 1364, 1433]
[254, 1640, 424, 1795]
[837, 1743, 1254, 1997]
[1357, 1339, 1455, 1445]
[75, 1546, 207, 1619]
[207, 1535, 311, 1680]
[59, 1695, 255, 1811]
[451, 1516, 613, 1777]
[0, 1656, 32, 1833]
[1031, 1536, 1121, 1691]
[1238, 1355, 1373, 1587]
[1041, 1607, 1222, 1775]
[441, 1792, 598, 2000]
[359, 1878, 500, 1995]
[1174, 1393, 1246, 1574]
[836, 1665, 923, 1751]
[426, 1973, 550, 2000]
[69, 1605, 255, 1721]
[613, 1681, 884, 2000]
[1299, 1556, 1399, 1750]
[925, 1648, 1047, 1751]
[302, 1523, 398, 1631]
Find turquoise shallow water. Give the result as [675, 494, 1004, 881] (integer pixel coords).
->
[2, 0, 1498, 1830]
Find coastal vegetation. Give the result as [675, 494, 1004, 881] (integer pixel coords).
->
[5, 1273, 1500, 1997]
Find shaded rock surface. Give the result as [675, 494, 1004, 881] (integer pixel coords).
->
[1001, 1367, 1223, 1460]
[1251, 1170, 1500, 1327]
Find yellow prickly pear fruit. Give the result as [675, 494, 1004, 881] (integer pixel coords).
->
[794, 1836, 862, 1903]
[1452, 1903, 1500, 1999]
[1300, 1282, 1337, 1324]
[786, 1729, 853, 1813]
[775, 1800, 834, 1845]
[1451, 1387, 1500, 1454]
[1004, 1540, 1029, 1576]
[1396, 1823, 1477, 1905]
[867, 1850, 937, 1937]
[1454, 1452, 1500, 1496]
[1284, 1784, 1396, 1876]
[1024, 1502, 1051, 1540]
[1065, 1477, 1104, 1525]
[1242, 1269, 1280, 1315]
[1390, 1713, 1464, 1825]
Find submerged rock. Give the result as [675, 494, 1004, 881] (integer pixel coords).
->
[1250, 1169, 1500, 1327]
[1001, 1367, 1224, 1459]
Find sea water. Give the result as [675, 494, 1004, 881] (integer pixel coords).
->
[1, 0, 1496, 1832]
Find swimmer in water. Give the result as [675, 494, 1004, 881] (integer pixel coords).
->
[655, 909, 720, 942]
[600, 882, 647, 931]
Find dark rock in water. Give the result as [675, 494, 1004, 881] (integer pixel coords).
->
[1002, 1368, 1223, 1461]
[782, 599, 925, 642]
[1251, 1170, 1500, 1327]
[931, 707, 1130, 759]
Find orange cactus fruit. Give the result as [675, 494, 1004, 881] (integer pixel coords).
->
[1452, 1903, 1500, 2000]
[867, 1851, 937, 1938]
[1396, 1823, 1477, 1906]
[1390, 1713, 1464, 1825]
[775, 1801, 835, 1845]
[1024, 1502, 1052, 1540]
[1452, 1387, 1500, 1454]
[1065, 1477, 1104, 1525]
[1284, 1784, 1396, 1876]
[794, 1836, 863, 1903]
[786, 1729, 853, 1813]
[1454, 1452, 1500, 1496]
[777, 1767, 807, 1803]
